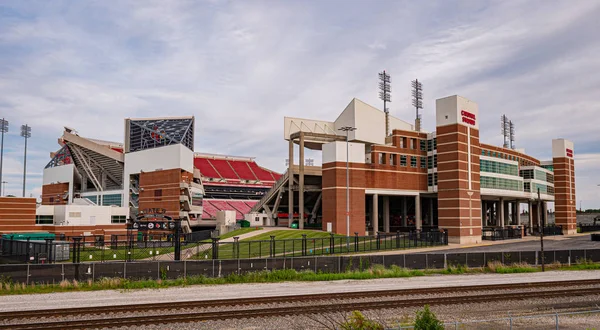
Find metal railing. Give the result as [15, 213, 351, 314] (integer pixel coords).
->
[482, 226, 523, 241]
[578, 223, 600, 233]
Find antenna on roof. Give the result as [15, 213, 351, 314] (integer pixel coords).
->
[378, 70, 391, 136]
[411, 79, 423, 132]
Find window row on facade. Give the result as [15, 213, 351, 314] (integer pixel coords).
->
[524, 182, 554, 195]
[520, 169, 554, 184]
[480, 159, 519, 176]
[480, 176, 523, 192]
[377, 153, 428, 169]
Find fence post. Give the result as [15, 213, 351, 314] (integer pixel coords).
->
[302, 234, 307, 256]
[555, 312, 559, 330]
[174, 220, 181, 261]
[72, 237, 82, 282]
[211, 238, 220, 260]
[396, 231, 400, 249]
[330, 233, 335, 254]
[45, 238, 53, 264]
[234, 237, 240, 259]
[26, 238, 30, 263]
[376, 232, 381, 250]
[355, 232, 359, 252]
[270, 236, 275, 258]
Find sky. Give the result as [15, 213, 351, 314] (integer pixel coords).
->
[0, 0, 599, 208]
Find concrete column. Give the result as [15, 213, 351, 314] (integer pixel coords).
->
[504, 201, 510, 227]
[498, 198, 505, 228]
[299, 133, 304, 230]
[288, 139, 294, 228]
[402, 196, 407, 227]
[383, 196, 390, 233]
[415, 195, 422, 230]
[372, 194, 379, 235]
[542, 201, 548, 227]
[481, 200, 486, 226]
[528, 201, 534, 233]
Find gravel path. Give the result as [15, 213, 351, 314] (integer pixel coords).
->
[1, 270, 600, 313]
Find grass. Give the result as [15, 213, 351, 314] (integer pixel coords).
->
[242, 229, 343, 241]
[217, 227, 263, 240]
[2, 261, 600, 296]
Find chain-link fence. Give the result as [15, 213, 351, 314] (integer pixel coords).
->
[393, 309, 600, 329]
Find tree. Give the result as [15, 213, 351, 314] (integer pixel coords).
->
[340, 311, 384, 330]
[414, 305, 444, 330]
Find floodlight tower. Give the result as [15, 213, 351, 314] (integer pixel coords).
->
[411, 79, 423, 132]
[509, 120, 516, 149]
[0, 118, 7, 195]
[20, 124, 31, 197]
[501, 115, 509, 148]
[378, 71, 392, 136]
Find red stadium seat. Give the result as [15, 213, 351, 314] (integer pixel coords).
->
[194, 158, 221, 179]
[208, 159, 239, 180]
[248, 162, 276, 182]
[228, 160, 258, 181]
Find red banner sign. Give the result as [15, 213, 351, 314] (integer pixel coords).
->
[461, 110, 476, 126]
[566, 148, 573, 158]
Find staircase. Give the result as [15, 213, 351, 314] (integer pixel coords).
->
[250, 169, 289, 213]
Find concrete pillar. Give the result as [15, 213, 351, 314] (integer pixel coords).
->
[542, 201, 548, 227]
[288, 139, 294, 227]
[402, 196, 407, 227]
[481, 200, 486, 226]
[498, 198, 505, 228]
[415, 195, 422, 230]
[372, 194, 379, 235]
[383, 196, 390, 233]
[299, 133, 304, 230]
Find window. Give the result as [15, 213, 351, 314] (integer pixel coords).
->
[481, 176, 524, 192]
[389, 154, 394, 166]
[434, 173, 438, 186]
[49, 197, 54, 204]
[420, 140, 426, 151]
[399, 138, 405, 148]
[154, 189, 162, 201]
[410, 156, 417, 168]
[111, 215, 127, 224]
[410, 139, 416, 149]
[255, 217, 260, 222]
[428, 173, 433, 186]
[84, 195, 98, 204]
[420, 157, 426, 168]
[433, 154, 437, 168]
[102, 194, 122, 206]
[400, 155, 407, 167]
[427, 140, 433, 152]
[36, 215, 53, 224]
[433, 138, 437, 150]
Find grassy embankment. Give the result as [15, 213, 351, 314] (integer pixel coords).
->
[2, 260, 599, 295]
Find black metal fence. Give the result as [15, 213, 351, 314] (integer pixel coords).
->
[482, 226, 523, 241]
[1, 230, 448, 264]
[578, 224, 600, 233]
[1, 248, 599, 284]
[532, 225, 563, 236]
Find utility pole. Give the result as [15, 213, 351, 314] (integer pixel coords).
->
[0, 118, 7, 195]
[339, 126, 357, 251]
[538, 188, 545, 272]
[21, 124, 31, 197]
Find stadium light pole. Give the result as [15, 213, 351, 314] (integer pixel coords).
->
[339, 126, 357, 251]
[0, 118, 7, 196]
[20, 124, 31, 198]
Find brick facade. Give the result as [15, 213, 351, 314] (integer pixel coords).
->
[41, 183, 69, 205]
[553, 156, 576, 234]
[138, 168, 192, 220]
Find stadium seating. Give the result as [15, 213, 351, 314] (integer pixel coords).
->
[208, 159, 239, 180]
[194, 158, 221, 179]
[201, 200, 218, 218]
[228, 160, 258, 181]
[248, 162, 277, 182]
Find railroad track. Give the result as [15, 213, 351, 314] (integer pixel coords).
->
[2, 279, 600, 329]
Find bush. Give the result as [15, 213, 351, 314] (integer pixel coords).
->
[340, 311, 384, 330]
[414, 305, 444, 330]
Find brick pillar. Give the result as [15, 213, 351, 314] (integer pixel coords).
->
[553, 139, 576, 234]
[436, 95, 482, 244]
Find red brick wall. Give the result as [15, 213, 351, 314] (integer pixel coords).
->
[0, 197, 37, 234]
[436, 124, 482, 243]
[139, 168, 189, 220]
[41, 183, 69, 205]
[322, 163, 366, 235]
[553, 156, 576, 233]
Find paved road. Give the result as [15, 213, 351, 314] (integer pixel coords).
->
[429, 235, 600, 253]
[0, 270, 599, 312]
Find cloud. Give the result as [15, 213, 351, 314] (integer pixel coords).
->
[0, 1, 598, 207]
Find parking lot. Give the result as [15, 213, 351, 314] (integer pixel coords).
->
[430, 234, 600, 253]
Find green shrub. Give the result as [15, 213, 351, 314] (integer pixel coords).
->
[414, 305, 444, 330]
[340, 311, 384, 330]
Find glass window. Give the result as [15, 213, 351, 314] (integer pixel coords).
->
[400, 155, 407, 167]
[420, 140, 426, 151]
[84, 195, 98, 204]
[378, 153, 384, 164]
[427, 156, 433, 169]
[111, 215, 127, 224]
[410, 139, 416, 149]
[36, 215, 54, 224]
[410, 156, 417, 168]
[433, 154, 437, 168]
[428, 173, 433, 186]
[420, 157, 426, 168]
[389, 154, 394, 166]
[102, 194, 122, 207]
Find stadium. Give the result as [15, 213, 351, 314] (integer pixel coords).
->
[0, 94, 576, 244]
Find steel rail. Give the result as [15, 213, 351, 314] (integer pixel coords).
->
[3, 286, 600, 330]
[2, 279, 600, 322]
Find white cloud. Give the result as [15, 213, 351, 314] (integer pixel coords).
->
[0, 1, 599, 207]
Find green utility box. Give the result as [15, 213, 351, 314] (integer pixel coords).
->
[1, 232, 56, 240]
[240, 220, 251, 228]
[290, 222, 299, 229]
